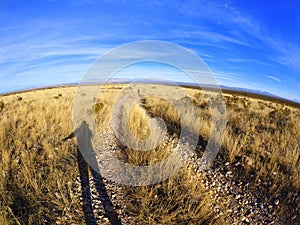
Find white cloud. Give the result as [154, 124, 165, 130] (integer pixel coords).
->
[277, 46, 300, 71]
[173, 0, 300, 75]
[266, 75, 282, 83]
[175, 30, 249, 46]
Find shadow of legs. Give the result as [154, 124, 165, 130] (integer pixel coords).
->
[91, 169, 122, 225]
[77, 148, 97, 225]
[74, 121, 122, 225]
[77, 148, 122, 225]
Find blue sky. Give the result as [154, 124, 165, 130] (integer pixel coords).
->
[0, 0, 299, 101]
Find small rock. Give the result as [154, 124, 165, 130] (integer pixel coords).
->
[234, 162, 240, 166]
[235, 194, 241, 200]
[55, 192, 62, 199]
[242, 216, 250, 223]
[226, 171, 233, 177]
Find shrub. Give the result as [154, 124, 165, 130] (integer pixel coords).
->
[258, 101, 265, 110]
[0, 100, 4, 112]
[54, 94, 63, 99]
[93, 102, 104, 113]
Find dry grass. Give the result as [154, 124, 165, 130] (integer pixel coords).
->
[0, 84, 299, 224]
[0, 87, 82, 224]
[124, 166, 226, 225]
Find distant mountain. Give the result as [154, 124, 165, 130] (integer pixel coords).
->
[12, 78, 295, 105]
[219, 85, 280, 98]
[102, 79, 300, 105]
[293, 99, 300, 104]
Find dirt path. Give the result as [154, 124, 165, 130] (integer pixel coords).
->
[71, 123, 296, 225]
[71, 99, 298, 225]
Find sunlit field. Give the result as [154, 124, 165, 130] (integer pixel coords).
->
[0, 84, 299, 224]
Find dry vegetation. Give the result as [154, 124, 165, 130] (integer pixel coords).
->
[0, 87, 81, 224]
[0, 84, 299, 224]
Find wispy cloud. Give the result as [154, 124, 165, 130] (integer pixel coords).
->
[172, 0, 300, 75]
[175, 30, 249, 46]
[0, 23, 114, 80]
[0, 0, 299, 100]
[276, 45, 300, 71]
[228, 58, 271, 66]
[266, 75, 282, 83]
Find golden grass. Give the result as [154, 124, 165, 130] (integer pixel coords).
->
[0, 84, 299, 224]
[0, 87, 82, 224]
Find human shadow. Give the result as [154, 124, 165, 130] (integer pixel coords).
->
[63, 121, 122, 225]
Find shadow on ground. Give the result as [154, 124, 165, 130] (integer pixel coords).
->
[64, 121, 122, 225]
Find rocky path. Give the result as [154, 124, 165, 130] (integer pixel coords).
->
[195, 162, 283, 224]
[71, 94, 299, 225]
[70, 123, 298, 225]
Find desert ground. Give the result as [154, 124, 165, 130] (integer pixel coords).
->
[0, 84, 299, 225]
